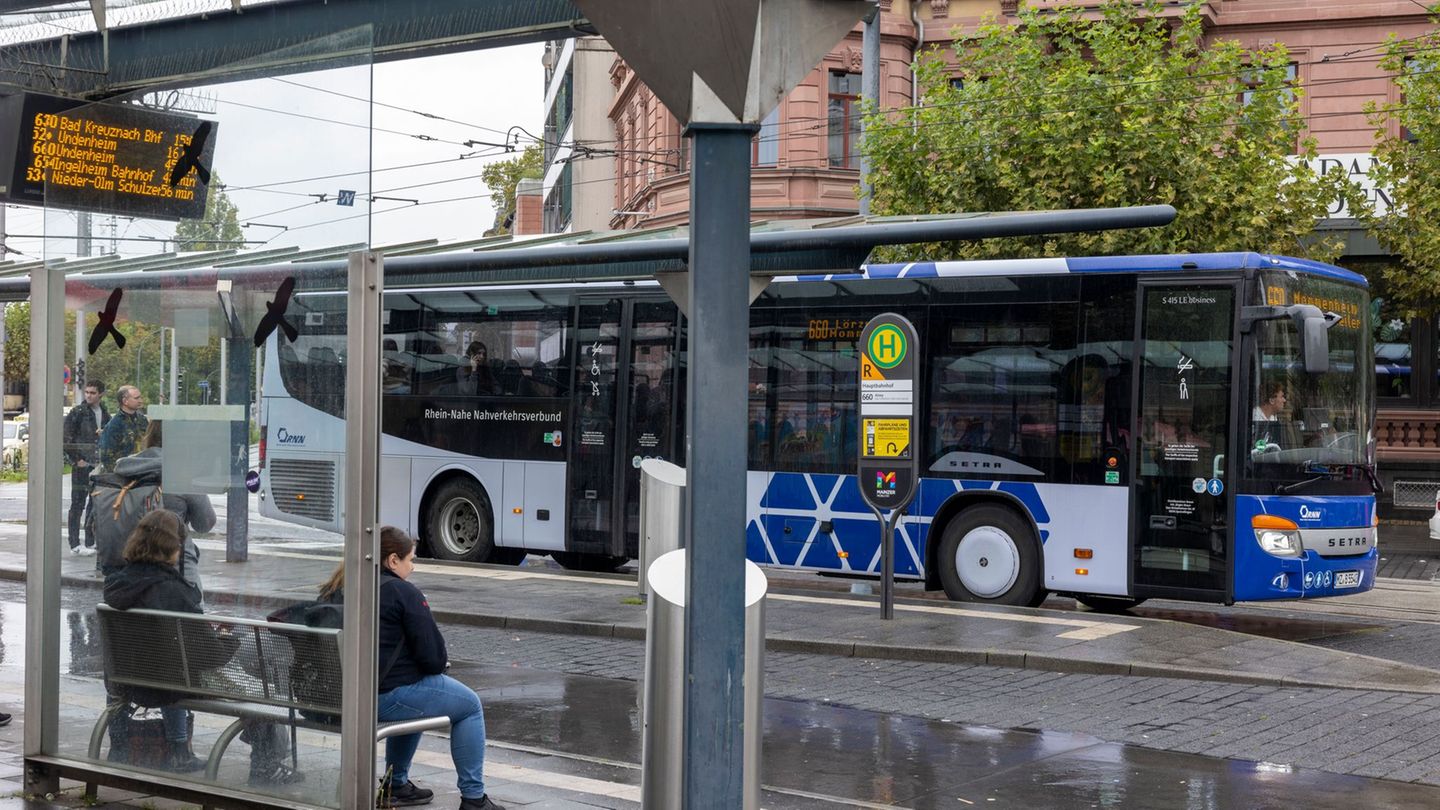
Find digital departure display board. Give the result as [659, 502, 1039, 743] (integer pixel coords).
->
[0, 92, 218, 222]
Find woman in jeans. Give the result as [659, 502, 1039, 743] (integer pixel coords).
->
[318, 527, 503, 810]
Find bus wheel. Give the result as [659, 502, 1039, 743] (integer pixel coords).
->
[1075, 595, 1146, 613]
[551, 551, 630, 573]
[425, 478, 495, 563]
[937, 504, 1044, 607]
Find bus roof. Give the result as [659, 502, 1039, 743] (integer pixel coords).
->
[804, 253, 1367, 286]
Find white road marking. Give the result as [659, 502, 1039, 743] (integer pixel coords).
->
[204, 546, 1142, 639]
[770, 593, 1140, 639]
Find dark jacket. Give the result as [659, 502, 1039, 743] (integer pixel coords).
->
[103, 561, 233, 706]
[111, 448, 213, 598]
[104, 561, 202, 614]
[98, 409, 148, 470]
[378, 570, 448, 693]
[62, 402, 109, 466]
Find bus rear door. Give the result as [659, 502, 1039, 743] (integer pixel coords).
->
[567, 298, 680, 560]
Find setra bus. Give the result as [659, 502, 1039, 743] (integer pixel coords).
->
[259, 251, 1377, 608]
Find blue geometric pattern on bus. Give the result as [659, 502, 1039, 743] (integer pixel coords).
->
[748, 473, 1054, 577]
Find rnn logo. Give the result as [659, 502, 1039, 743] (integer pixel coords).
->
[276, 428, 306, 445]
[1298, 505, 1323, 520]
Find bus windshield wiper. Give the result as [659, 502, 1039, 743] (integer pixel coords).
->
[1289, 461, 1381, 494]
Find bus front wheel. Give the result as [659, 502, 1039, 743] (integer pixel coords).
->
[937, 504, 1045, 607]
[425, 478, 497, 564]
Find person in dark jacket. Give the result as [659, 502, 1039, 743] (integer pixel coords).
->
[112, 421, 214, 597]
[104, 510, 300, 785]
[316, 528, 503, 810]
[63, 380, 108, 554]
[98, 385, 148, 471]
[102, 510, 209, 772]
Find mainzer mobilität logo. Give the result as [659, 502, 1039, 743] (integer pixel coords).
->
[875, 471, 896, 490]
[867, 324, 907, 369]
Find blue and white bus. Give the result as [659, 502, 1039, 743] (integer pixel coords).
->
[259, 252, 1377, 608]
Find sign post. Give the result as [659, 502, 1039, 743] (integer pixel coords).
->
[857, 313, 920, 619]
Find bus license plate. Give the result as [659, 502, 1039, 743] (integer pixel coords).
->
[1334, 570, 1361, 589]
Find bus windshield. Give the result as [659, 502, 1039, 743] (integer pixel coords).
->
[1246, 273, 1372, 491]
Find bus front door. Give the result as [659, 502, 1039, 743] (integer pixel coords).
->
[1132, 281, 1238, 602]
[567, 298, 680, 562]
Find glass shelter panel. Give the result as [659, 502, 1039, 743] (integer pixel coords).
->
[37, 29, 374, 808]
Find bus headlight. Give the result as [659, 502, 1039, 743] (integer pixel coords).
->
[1255, 528, 1302, 557]
[1253, 514, 1303, 557]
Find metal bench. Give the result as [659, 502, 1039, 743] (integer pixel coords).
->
[90, 604, 449, 785]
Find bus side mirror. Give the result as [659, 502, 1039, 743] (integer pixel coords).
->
[1291, 305, 1338, 375]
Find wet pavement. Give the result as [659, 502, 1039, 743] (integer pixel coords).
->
[2, 627, 1440, 809]
[0, 504, 1435, 806]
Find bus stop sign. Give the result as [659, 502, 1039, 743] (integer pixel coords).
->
[857, 313, 919, 512]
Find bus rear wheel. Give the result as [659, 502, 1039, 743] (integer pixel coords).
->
[551, 551, 630, 573]
[424, 478, 498, 564]
[937, 504, 1045, 607]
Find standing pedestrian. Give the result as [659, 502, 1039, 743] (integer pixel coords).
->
[63, 380, 108, 555]
[97, 385, 148, 471]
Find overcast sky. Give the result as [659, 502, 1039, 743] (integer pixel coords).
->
[8, 43, 545, 262]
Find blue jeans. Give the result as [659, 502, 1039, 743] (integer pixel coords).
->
[161, 707, 190, 743]
[377, 674, 486, 799]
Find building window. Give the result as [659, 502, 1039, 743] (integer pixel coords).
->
[828, 71, 861, 169]
[544, 68, 574, 168]
[543, 162, 572, 233]
[1241, 62, 1298, 119]
[753, 107, 780, 166]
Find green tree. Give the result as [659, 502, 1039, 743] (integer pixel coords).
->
[3, 303, 29, 395]
[481, 143, 543, 235]
[864, 0, 1356, 261]
[1359, 9, 1440, 318]
[173, 173, 242, 252]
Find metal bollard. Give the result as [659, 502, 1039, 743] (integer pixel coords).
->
[637, 459, 687, 599]
[641, 548, 767, 810]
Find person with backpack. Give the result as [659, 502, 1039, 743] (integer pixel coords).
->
[63, 380, 109, 556]
[104, 510, 303, 785]
[106, 421, 212, 594]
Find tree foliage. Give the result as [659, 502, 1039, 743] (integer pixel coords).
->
[173, 173, 242, 252]
[481, 143, 544, 235]
[1359, 10, 1440, 318]
[863, 0, 1355, 261]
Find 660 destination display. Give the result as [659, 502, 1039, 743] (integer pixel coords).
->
[0, 91, 218, 221]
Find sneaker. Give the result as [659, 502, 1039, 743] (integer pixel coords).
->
[0, 712, 11, 727]
[69, 546, 83, 556]
[457, 796, 505, 810]
[249, 761, 306, 786]
[79, 546, 96, 556]
[379, 779, 434, 807]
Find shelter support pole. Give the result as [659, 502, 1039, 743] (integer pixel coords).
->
[225, 334, 250, 562]
[682, 122, 756, 809]
[24, 266, 63, 793]
[341, 251, 383, 809]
